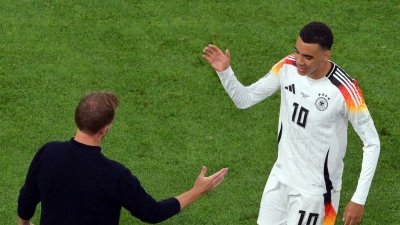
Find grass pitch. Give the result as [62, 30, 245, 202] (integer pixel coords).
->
[1, 0, 399, 224]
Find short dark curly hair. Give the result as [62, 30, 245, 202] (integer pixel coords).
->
[299, 22, 333, 50]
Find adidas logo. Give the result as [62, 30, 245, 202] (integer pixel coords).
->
[284, 84, 295, 94]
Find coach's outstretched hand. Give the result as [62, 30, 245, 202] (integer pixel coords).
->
[17, 217, 34, 225]
[175, 166, 228, 210]
[194, 166, 228, 194]
[203, 44, 230, 72]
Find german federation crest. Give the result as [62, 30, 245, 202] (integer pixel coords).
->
[315, 93, 329, 111]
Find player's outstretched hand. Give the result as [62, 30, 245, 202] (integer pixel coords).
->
[202, 44, 230, 72]
[193, 166, 228, 194]
[343, 201, 364, 225]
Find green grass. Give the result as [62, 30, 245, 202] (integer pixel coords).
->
[1, 0, 399, 224]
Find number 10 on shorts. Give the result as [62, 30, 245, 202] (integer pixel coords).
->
[298, 210, 319, 225]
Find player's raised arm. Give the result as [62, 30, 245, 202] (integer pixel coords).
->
[202, 44, 230, 72]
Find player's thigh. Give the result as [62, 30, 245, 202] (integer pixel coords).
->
[257, 174, 288, 225]
[287, 191, 324, 225]
[287, 189, 340, 225]
[322, 189, 340, 225]
[331, 189, 340, 213]
[325, 189, 340, 224]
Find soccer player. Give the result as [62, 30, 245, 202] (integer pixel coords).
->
[17, 91, 228, 225]
[202, 22, 380, 225]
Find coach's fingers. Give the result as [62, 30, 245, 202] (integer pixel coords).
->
[199, 166, 207, 177]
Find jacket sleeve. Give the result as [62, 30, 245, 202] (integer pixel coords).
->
[117, 170, 180, 224]
[17, 146, 47, 219]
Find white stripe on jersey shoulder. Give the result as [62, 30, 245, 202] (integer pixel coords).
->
[287, 55, 295, 61]
[326, 62, 336, 79]
[328, 62, 363, 107]
[334, 70, 362, 106]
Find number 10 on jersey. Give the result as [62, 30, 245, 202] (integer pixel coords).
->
[292, 103, 309, 128]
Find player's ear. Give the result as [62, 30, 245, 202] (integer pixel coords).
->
[324, 50, 332, 61]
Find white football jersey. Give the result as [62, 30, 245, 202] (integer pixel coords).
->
[217, 55, 380, 204]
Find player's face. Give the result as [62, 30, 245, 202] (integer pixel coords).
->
[294, 36, 331, 79]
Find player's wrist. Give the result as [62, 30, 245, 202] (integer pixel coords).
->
[216, 66, 232, 76]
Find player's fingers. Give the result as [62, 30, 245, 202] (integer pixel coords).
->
[342, 207, 348, 223]
[207, 44, 217, 50]
[343, 214, 349, 225]
[344, 215, 354, 225]
[203, 54, 216, 61]
[202, 46, 213, 55]
[226, 49, 230, 58]
[202, 50, 212, 58]
[207, 44, 223, 54]
[203, 46, 214, 54]
[345, 213, 362, 225]
[202, 55, 211, 62]
[344, 216, 358, 225]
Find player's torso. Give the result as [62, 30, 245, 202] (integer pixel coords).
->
[281, 69, 343, 142]
[275, 64, 345, 193]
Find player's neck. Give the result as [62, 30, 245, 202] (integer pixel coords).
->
[308, 61, 332, 80]
[74, 129, 102, 147]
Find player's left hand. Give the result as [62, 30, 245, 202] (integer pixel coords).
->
[343, 201, 364, 225]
